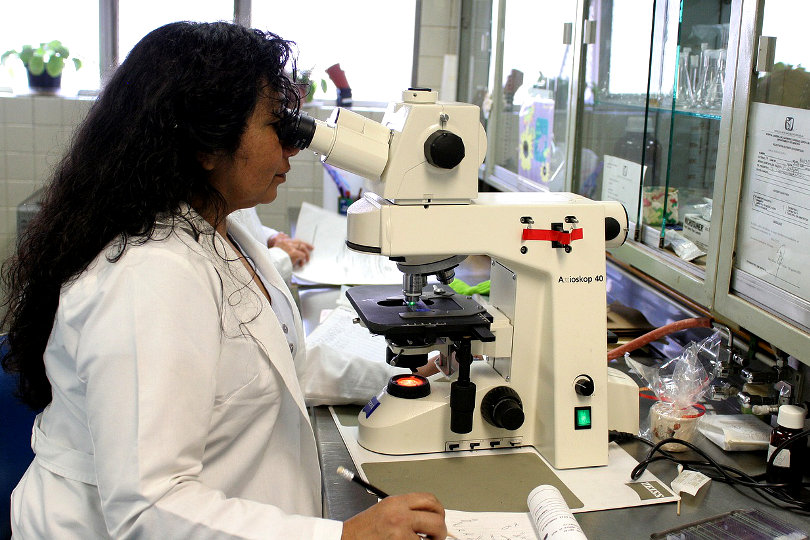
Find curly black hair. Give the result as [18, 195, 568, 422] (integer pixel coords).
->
[1, 21, 300, 409]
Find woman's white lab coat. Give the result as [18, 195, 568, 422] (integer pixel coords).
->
[10, 206, 400, 539]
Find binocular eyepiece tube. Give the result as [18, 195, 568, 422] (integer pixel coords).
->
[275, 108, 391, 182]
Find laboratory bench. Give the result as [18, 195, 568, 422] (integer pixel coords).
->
[295, 257, 810, 538]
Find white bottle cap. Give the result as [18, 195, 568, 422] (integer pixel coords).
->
[777, 405, 806, 430]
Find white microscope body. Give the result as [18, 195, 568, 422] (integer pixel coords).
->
[298, 89, 629, 470]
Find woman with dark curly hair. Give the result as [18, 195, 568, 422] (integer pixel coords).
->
[2, 21, 446, 539]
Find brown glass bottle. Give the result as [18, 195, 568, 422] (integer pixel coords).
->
[766, 405, 806, 495]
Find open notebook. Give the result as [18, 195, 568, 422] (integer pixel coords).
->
[445, 484, 587, 539]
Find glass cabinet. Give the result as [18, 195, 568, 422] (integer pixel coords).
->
[714, 0, 810, 361]
[570, 0, 734, 307]
[483, 0, 736, 305]
[478, 0, 810, 363]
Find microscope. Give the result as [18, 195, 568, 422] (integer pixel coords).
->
[280, 88, 630, 469]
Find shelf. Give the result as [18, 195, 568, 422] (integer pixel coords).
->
[591, 98, 722, 120]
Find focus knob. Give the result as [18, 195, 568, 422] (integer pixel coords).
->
[424, 130, 465, 169]
[481, 386, 524, 430]
[574, 375, 595, 396]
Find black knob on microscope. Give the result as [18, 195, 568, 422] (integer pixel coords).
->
[481, 386, 524, 430]
[574, 375, 595, 396]
[424, 130, 465, 169]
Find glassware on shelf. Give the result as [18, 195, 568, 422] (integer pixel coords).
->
[677, 49, 696, 108]
[702, 50, 726, 111]
[692, 43, 711, 107]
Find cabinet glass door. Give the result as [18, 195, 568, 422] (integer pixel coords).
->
[571, 0, 657, 233]
[485, 0, 578, 193]
[716, 0, 810, 362]
[653, 0, 731, 274]
[573, 0, 733, 305]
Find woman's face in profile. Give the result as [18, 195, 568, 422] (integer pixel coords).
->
[201, 92, 300, 214]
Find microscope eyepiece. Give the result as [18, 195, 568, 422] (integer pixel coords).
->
[275, 110, 317, 150]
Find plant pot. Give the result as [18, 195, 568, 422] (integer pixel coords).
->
[27, 71, 61, 92]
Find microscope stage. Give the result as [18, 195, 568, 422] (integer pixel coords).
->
[345, 285, 495, 343]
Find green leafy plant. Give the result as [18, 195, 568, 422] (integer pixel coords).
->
[1, 40, 82, 78]
[296, 68, 328, 102]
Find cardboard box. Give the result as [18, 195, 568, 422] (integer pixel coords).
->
[642, 186, 678, 226]
[683, 214, 711, 251]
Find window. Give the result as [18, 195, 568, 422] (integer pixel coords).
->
[252, 0, 416, 104]
[0, 0, 100, 92]
[118, 0, 234, 63]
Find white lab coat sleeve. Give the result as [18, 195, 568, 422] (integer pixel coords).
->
[298, 340, 404, 407]
[71, 248, 341, 539]
[267, 245, 293, 284]
[230, 208, 292, 283]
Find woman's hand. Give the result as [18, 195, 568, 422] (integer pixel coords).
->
[342, 493, 447, 540]
[268, 232, 314, 268]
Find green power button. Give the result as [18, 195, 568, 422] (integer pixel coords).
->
[575, 406, 592, 430]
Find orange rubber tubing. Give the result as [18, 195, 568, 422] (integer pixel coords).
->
[607, 317, 713, 361]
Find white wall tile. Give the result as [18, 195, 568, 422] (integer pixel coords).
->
[0, 152, 6, 180]
[0, 234, 14, 263]
[421, 0, 457, 26]
[6, 152, 34, 180]
[416, 57, 445, 90]
[289, 160, 320, 190]
[5, 125, 34, 153]
[0, 173, 7, 205]
[4, 97, 33, 124]
[33, 125, 63, 154]
[420, 26, 453, 57]
[285, 187, 317, 210]
[272, 185, 289, 210]
[34, 154, 57, 183]
[7, 181, 38, 207]
[61, 98, 92, 126]
[262, 213, 288, 232]
[33, 96, 63, 125]
[0, 102, 5, 151]
[3, 206, 16, 231]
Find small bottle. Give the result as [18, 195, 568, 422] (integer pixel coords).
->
[766, 405, 806, 493]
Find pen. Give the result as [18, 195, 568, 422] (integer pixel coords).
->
[337, 465, 389, 498]
[336, 466, 461, 539]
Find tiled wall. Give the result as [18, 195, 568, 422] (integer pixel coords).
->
[0, 2, 460, 323]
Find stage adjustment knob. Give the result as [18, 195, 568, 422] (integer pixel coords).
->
[481, 386, 524, 430]
[574, 375, 595, 396]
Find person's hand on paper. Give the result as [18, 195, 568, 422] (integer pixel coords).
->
[341, 493, 447, 540]
[269, 232, 314, 268]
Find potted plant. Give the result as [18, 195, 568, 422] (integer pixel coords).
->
[1, 40, 82, 92]
[295, 68, 327, 103]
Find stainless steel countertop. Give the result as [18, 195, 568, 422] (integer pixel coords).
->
[296, 259, 810, 537]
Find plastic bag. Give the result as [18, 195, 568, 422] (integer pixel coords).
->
[665, 230, 706, 262]
[626, 331, 723, 409]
